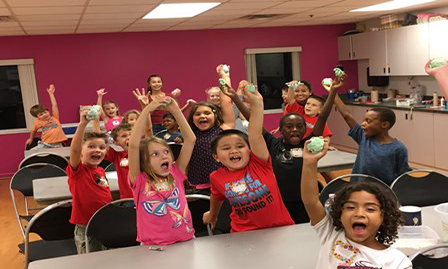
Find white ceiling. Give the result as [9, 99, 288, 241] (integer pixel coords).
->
[0, 0, 447, 36]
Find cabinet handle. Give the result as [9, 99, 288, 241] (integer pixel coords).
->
[353, 52, 356, 58]
[405, 113, 408, 120]
[388, 67, 390, 73]
[349, 52, 351, 58]
[383, 67, 386, 74]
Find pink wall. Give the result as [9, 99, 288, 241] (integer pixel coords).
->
[0, 24, 358, 177]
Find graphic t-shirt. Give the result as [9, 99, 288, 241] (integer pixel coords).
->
[313, 214, 412, 269]
[284, 102, 305, 116]
[210, 152, 294, 232]
[104, 147, 132, 198]
[32, 115, 67, 144]
[303, 114, 332, 138]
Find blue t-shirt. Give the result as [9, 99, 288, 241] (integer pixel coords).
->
[349, 124, 411, 185]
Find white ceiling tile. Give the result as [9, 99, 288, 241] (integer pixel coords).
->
[133, 18, 186, 25]
[80, 18, 135, 25]
[85, 5, 154, 14]
[6, 0, 87, 7]
[273, 0, 340, 9]
[212, 2, 282, 10]
[0, 30, 25, 36]
[16, 14, 82, 21]
[329, 0, 387, 7]
[23, 25, 77, 30]
[186, 14, 241, 22]
[0, 21, 19, 27]
[12, 7, 84, 15]
[77, 28, 123, 33]
[168, 24, 211, 31]
[201, 9, 259, 16]
[82, 13, 143, 19]
[0, 7, 11, 15]
[0, 1, 5, 7]
[89, 0, 159, 5]
[123, 25, 170, 31]
[25, 29, 75, 35]
[21, 20, 78, 26]
[253, 8, 312, 15]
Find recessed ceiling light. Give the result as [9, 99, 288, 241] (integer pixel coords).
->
[143, 2, 221, 19]
[351, 0, 435, 12]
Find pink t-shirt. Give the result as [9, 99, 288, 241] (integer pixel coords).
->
[105, 116, 123, 132]
[130, 163, 194, 245]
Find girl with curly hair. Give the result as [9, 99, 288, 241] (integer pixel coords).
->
[301, 138, 411, 269]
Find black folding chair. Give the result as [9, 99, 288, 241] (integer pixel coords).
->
[24, 199, 77, 269]
[410, 243, 448, 269]
[25, 138, 41, 151]
[10, 163, 67, 242]
[99, 159, 112, 169]
[85, 199, 139, 253]
[391, 170, 448, 206]
[104, 163, 116, 172]
[19, 152, 69, 170]
[185, 194, 213, 237]
[169, 143, 182, 161]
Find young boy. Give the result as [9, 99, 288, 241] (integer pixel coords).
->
[155, 113, 183, 144]
[203, 84, 294, 232]
[332, 92, 411, 185]
[303, 95, 332, 139]
[26, 84, 67, 148]
[68, 109, 112, 253]
[104, 123, 133, 198]
[284, 80, 313, 116]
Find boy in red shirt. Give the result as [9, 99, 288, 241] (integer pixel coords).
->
[303, 95, 332, 139]
[203, 84, 294, 232]
[283, 80, 312, 116]
[68, 109, 112, 253]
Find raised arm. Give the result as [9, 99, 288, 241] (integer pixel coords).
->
[163, 97, 196, 174]
[301, 139, 329, 225]
[245, 84, 269, 161]
[323, 79, 356, 129]
[312, 81, 341, 136]
[286, 81, 300, 105]
[69, 109, 89, 169]
[426, 59, 448, 100]
[133, 88, 149, 109]
[128, 100, 162, 184]
[96, 88, 108, 121]
[47, 84, 60, 119]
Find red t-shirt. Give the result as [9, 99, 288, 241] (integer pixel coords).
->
[210, 152, 294, 232]
[284, 102, 305, 116]
[303, 114, 332, 138]
[67, 163, 112, 225]
[105, 148, 133, 198]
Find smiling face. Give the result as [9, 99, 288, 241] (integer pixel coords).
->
[340, 191, 384, 248]
[304, 98, 322, 117]
[361, 111, 385, 137]
[213, 134, 250, 171]
[37, 110, 51, 121]
[163, 117, 178, 132]
[104, 103, 118, 118]
[147, 142, 173, 177]
[81, 138, 108, 167]
[281, 89, 288, 103]
[294, 84, 312, 104]
[206, 88, 221, 106]
[192, 105, 216, 131]
[149, 76, 163, 93]
[280, 114, 306, 146]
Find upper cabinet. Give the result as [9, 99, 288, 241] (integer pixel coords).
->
[368, 30, 388, 75]
[337, 33, 369, 61]
[406, 24, 430, 75]
[429, 20, 448, 59]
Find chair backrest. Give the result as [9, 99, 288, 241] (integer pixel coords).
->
[99, 159, 111, 169]
[410, 243, 448, 269]
[319, 174, 391, 205]
[19, 152, 69, 170]
[25, 138, 41, 150]
[185, 194, 213, 236]
[24, 200, 75, 266]
[391, 170, 448, 206]
[104, 163, 116, 172]
[169, 143, 182, 161]
[85, 198, 138, 252]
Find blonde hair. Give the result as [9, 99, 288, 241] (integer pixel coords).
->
[123, 109, 141, 124]
[139, 136, 174, 187]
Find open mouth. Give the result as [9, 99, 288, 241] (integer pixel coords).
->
[91, 155, 102, 162]
[352, 223, 367, 235]
[161, 161, 170, 172]
[289, 134, 301, 143]
[230, 156, 241, 163]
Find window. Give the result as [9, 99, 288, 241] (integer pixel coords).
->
[0, 59, 38, 134]
[245, 47, 301, 112]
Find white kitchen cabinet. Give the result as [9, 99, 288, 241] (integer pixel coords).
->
[387, 27, 407, 75]
[433, 113, 448, 170]
[337, 33, 369, 61]
[406, 24, 429, 76]
[368, 31, 388, 75]
[327, 105, 357, 149]
[429, 20, 448, 59]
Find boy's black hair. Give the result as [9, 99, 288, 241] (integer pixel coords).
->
[110, 123, 132, 141]
[281, 85, 289, 91]
[300, 80, 312, 92]
[279, 113, 306, 132]
[308, 95, 324, 106]
[163, 112, 175, 120]
[30, 104, 48, 117]
[369, 108, 396, 128]
[211, 129, 249, 155]
[329, 181, 402, 246]
[83, 131, 108, 144]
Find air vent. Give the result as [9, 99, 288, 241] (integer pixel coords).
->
[0, 16, 14, 22]
[240, 14, 287, 20]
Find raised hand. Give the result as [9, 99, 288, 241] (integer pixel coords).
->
[216, 64, 231, 88]
[186, 99, 197, 105]
[242, 83, 262, 105]
[79, 107, 89, 125]
[97, 88, 107, 96]
[171, 88, 181, 98]
[47, 84, 56, 94]
[133, 88, 149, 106]
[303, 138, 329, 163]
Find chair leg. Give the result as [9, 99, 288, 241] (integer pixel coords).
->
[24, 197, 29, 216]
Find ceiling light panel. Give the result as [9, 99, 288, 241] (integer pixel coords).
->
[351, 0, 436, 12]
[5, 0, 87, 7]
[144, 3, 221, 19]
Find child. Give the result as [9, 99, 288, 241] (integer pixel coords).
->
[281, 85, 288, 111]
[203, 84, 294, 232]
[104, 123, 133, 199]
[156, 113, 183, 144]
[205, 87, 221, 106]
[301, 139, 412, 268]
[128, 96, 196, 245]
[122, 109, 140, 126]
[96, 89, 123, 132]
[284, 80, 313, 116]
[331, 90, 411, 185]
[68, 109, 112, 254]
[26, 84, 67, 148]
[303, 95, 332, 139]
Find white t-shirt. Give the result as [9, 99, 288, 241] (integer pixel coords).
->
[313, 214, 412, 269]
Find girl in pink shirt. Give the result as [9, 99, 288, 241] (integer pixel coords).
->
[128, 96, 196, 245]
[97, 89, 123, 132]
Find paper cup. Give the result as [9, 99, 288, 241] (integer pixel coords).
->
[400, 206, 422, 226]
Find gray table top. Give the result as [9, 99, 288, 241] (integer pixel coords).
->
[32, 171, 119, 205]
[317, 150, 356, 172]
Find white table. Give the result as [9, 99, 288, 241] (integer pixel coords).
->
[317, 150, 356, 172]
[25, 147, 72, 158]
[33, 171, 120, 205]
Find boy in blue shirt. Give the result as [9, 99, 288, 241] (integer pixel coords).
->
[331, 91, 411, 185]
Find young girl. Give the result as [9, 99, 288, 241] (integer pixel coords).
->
[186, 65, 235, 192]
[128, 96, 196, 245]
[96, 89, 123, 132]
[122, 109, 141, 126]
[284, 80, 313, 116]
[301, 139, 412, 269]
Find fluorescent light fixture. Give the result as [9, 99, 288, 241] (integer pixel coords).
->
[351, 0, 435, 12]
[144, 2, 221, 19]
